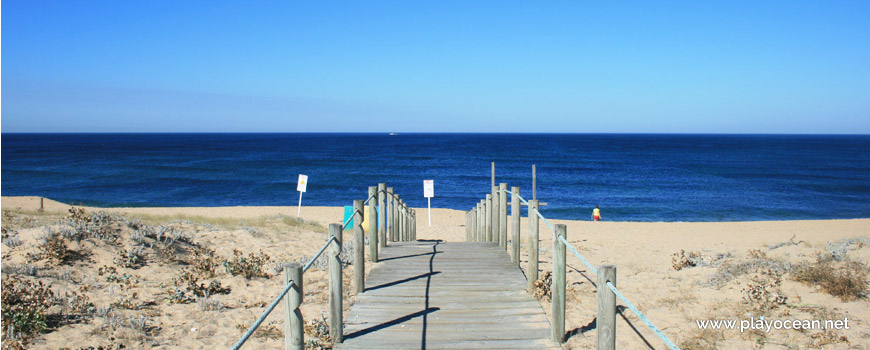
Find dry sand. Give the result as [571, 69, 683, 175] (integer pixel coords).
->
[2, 196, 869, 349]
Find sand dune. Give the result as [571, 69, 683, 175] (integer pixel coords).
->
[2, 196, 869, 349]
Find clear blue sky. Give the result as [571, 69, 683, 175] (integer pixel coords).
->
[2, 1, 869, 133]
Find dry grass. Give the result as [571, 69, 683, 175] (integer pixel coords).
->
[792, 254, 868, 301]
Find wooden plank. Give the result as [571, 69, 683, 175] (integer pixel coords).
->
[335, 241, 559, 349]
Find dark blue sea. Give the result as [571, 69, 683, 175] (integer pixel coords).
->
[2, 133, 869, 222]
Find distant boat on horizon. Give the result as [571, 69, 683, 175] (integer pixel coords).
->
[389, 132, 398, 136]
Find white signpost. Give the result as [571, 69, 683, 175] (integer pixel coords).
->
[424, 179, 434, 227]
[296, 174, 308, 217]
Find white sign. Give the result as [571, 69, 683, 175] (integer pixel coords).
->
[423, 180, 434, 198]
[297, 174, 309, 192]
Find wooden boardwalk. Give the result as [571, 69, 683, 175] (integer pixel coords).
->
[337, 241, 561, 350]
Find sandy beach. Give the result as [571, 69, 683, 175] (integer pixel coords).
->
[2, 196, 869, 349]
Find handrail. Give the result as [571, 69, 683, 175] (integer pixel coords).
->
[233, 235, 336, 349]
[509, 191, 555, 233]
[364, 193, 376, 205]
[304, 236, 337, 273]
[342, 209, 362, 229]
[606, 281, 680, 350]
[232, 280, 297, 350]
[558, 235, 598, 275]
[533, 208, 555, 232]
[478, 186, 679, 349]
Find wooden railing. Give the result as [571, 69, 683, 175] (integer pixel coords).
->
[466, 184, 680, 350]
[233, 182, 415, 350]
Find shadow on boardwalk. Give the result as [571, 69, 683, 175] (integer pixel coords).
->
[338, 241, 561, 350]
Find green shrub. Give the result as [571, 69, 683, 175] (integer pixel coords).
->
[1, 277, 54, 345]
[222, 249, 271, 279]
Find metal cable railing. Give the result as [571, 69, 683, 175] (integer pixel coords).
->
[233, 235, 337, 350]
[234, 184, 416, 349]
[606, 281, 680, 350]
[489, 188, 679, 349]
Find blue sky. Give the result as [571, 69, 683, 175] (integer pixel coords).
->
[2, 1, 869, 133]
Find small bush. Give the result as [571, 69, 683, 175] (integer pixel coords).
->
[304, 314, 332, 349]
[61, 207, 122, 243]
[1, 277, 54, 345]
[742, 270, 788, 314]
[1, 263, 39, 277]
[672, 250, 704, 271]
[196, 293, 224, 312]
[223, 249, 272, 279]
[792, 254, 868, 301]
[113, 247, 146, 269]
[533, 271, 552, 302]
[28, 230, 71, 265]
[186, 246, 219, 278]
[173, 268, 231, 299]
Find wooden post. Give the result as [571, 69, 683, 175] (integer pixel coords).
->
[532, 164, 537, 201]
[39, 197, 44, 212]
[393, 195, 400, 242]
[465, 211, 471, 241]
[511, 186, 521, 266]
[499, 183, 508, 250]
[492, 186, 500, 245]
[485, 194, 493, 242]
[401, 203, 407, 241]
[474, 202, 483, 242]
[480, 200, 486, 242]
[491, 161, 495, 187]
[284, 263, 304, 350]
[387, 187, 395, 242]
[552, 224, 567, 343]
[353, 200, 365, 294]
[378, 183, 387, 248]
[527, 200, 539, 293]
[400, 202, 406, 242]
[597, 265, 617, 350]
[328, 224, 343, 343]
[368, 187, 378, 262]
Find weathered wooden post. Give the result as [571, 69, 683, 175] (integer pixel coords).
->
[283, 263, 303, 350]
[499, 183, 508, 250]
[472, 207, 478, 242]
[491, 186, 500, 244]
[552, 224, 567, 343]
[353, 200, 365, 294]
[394, 195, 401, 242]
[378, 183, 387, 248]
[402, 202, 408, 242]
[39, 197, 45, 212]
[511, 186, 521, 266]
[400, 202, 406, 242]
[368, 187, 378, 262]
[387, 187, 395, 242]
[480, 200, 486, 242]
[465, 211, 471, 241]
[328, 224, 343, 343]
[475, 203, 481, 242]
[597, 265, 617, 350]
[527, 200, 540, 293]
[485, 194, 493, 242]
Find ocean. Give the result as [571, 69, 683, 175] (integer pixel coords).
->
[2, 133, 869, 222]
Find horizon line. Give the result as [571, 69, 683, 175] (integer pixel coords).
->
[2, 131, 869, 136]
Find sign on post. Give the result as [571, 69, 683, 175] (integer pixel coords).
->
[296, 174, 308, 217]
[424, 180, 434, 227]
